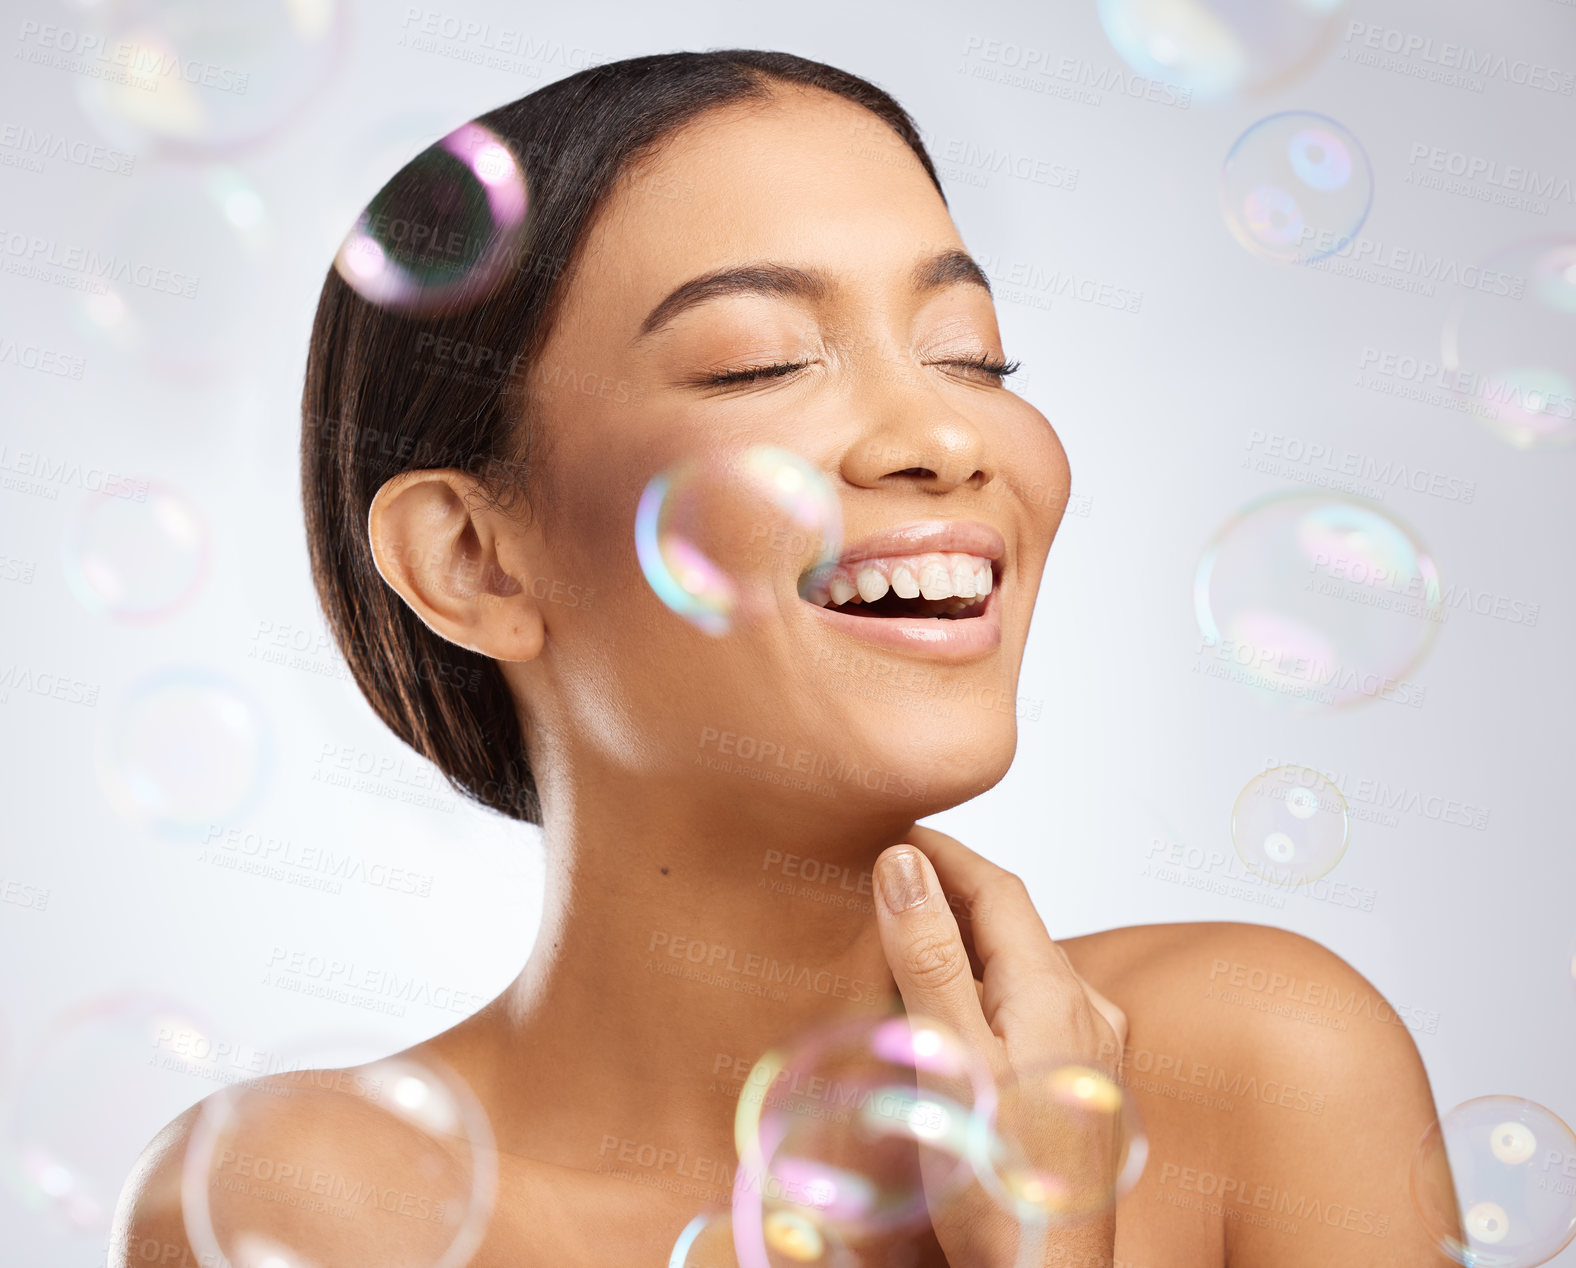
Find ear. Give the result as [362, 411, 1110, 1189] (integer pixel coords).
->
[367, 468, 547, 662]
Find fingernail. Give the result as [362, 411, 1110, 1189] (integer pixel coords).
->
[878, 847, 929, 913]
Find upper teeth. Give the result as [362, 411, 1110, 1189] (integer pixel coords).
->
[813, 552, 994, 607]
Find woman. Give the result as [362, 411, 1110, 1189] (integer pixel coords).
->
[111, 50, 1455, 1267]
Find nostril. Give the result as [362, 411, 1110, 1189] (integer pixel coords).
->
[888, 467, 935, 480]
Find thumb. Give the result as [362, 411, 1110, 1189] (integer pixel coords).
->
[873, 845, 996, 1057]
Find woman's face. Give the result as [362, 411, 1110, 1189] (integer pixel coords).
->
[510, 86, 1070, 823]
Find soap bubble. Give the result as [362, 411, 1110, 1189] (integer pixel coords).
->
[1098, 0, 1349, 103]
[180, 1052, 496, 1268]
[1195, 494, 1442, 710]
[636, 446, 842, 637]
[977, 1061, 1148, 1224]
[668, 1207, 854, 1267]
[95, 668, 272, 837]
[1442, 238, 1576, 449]
[75, 0, 348, 158]
[1221, 112, 1372, 264]
[62, 480, 211, 621]
[1412, 1096, 1576, 1267]
[333, 121, 530, 317]
[732, 1014, 994, 1245]
[73, 165, 271, 381]
[1, 993, 216, 1234]
[1231, 766, 1350, 883]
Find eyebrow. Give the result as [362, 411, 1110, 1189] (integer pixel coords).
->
[634, 248, 994, 340]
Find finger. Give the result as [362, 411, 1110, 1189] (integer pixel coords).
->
[908, 827, 1121, 1057]
[906, 825, 1063, 983]
[872, 845, 998, 1057]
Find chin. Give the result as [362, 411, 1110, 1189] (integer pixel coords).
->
[841, 710, 1018, 818]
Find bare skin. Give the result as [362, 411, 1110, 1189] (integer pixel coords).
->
[110, 86, 1458, 1266]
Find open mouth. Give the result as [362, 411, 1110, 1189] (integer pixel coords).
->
[801, 552, 998, 620]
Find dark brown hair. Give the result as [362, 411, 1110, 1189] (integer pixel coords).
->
[300, 50, 945, 824]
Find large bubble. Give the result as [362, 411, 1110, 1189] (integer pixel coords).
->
[73, 165, 271, 382]
[1, 993, 216, 1234]
[1098, 0, 1349, 103]
[636, 446, 842, 638]
[94, 667, 273, 837]
[1412, 1097, 1576, 1267]
[332, 121, 530, 317]
[74, 0, 348, 157]
[1442, 238, 1576, 449]
[1221, 112, 1372, 264]
[180, 1053, 497, 1268]
[62, 480, 211, 621]
[1195, 494, 1442, 710]
[977, 1061, 1147, 1225]
[730, 1014, 995, 1252]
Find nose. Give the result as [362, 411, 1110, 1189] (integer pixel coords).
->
[838, 367, 994, 496]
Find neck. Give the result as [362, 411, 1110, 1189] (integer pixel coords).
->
[465, 763, 924, 1187]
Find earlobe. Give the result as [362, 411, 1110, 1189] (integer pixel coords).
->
[366, 468, 548, 663]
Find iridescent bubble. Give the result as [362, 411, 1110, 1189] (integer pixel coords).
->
[332, 121, 530, 317]
[62, 480, 210, 621]
[1, 993, 216, 1233]
[1097, 0, 1348, 103]
[181, 1052, 496, 1268]
[73, 165, 271, 381]
[732, 1014, 994, 1248]
[978, 1061, 1147, 1224]
[1231, 766, 1349, 884]
[1194, 494, 1443, 710]
[1442, 239, 1576, 449]
[669, 1207, 854, 1268]
[94, 668, 272, 837]
[75, 0, 348, 157]
[1221, 112, 1372, 264]
[1412, 1096, 1576, 1267]
[636, 446, 842, 638]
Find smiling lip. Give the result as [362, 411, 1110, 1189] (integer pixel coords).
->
[802, 519, 1006, 660]
[828, 520, 1005, 570]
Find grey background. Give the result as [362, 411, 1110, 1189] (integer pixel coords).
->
[1, 0, 1572, 1263]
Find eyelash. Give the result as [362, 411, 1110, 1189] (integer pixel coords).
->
[705, 354, 1022, 386]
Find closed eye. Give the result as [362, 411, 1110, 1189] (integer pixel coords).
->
[704, 354, 1021, 387]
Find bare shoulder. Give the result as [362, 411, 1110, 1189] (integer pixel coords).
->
[1061, 921, 1456, 1267]
[108, 1100, 204, 1268]
[109, 1061, 488, 1268]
